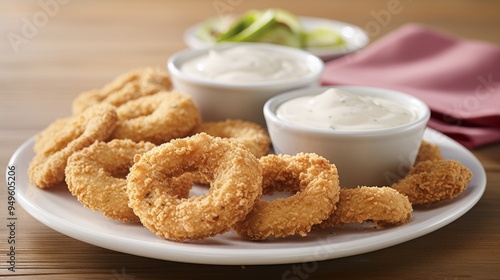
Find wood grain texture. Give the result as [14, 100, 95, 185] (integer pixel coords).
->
[1, 0, 499, 279]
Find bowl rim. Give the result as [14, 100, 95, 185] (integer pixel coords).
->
[264, 85, 431, 137]
[167, 42, 324, 89]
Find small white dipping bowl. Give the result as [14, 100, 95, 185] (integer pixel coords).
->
[167, 43, 324, 127]
[264, 86, 431, 188]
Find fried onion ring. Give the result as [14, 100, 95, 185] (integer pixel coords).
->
[317, 187, 413, 229]
[414, 140, 443, 165]
[391, 160, 472, 205]
[28, 104, 117, 188]
[126, 133, 262, 242]
[188, 119, 271, 185]
[111, 91, 201, 145]
[233, 153, 340, 240]
[65, 139, 159, 222]
[191, 119, 271, 158]
[72, 67, 172, 115]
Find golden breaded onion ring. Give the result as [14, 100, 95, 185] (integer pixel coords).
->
[234, 153, 341, 240]
[317, 187, 413, 229]
[65, 139, 159, 222]
[414, 140, 443, 165]
[111, 91, 201, 145]
[126, 133, 262, 242]
[191, 119, 271, 158]
[72, 67, 172, 115]
[391, 159, 472, 205]
[28, 104, 117, 188]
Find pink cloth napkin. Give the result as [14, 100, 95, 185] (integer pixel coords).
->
[321, 24, 500, 149]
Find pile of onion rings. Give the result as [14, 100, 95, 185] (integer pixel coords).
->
[29, 68, 201, 189]
[29, 67, 473, 243]
[28, 67, 272, 227]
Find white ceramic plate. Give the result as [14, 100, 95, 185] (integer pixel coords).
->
[184, 16, 370, 60]
[8, 128, 485, 265]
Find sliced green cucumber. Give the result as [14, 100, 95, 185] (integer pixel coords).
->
[252, 24, 303, 48]
[218, 9, 278, 43]
[305, 27, 345, 48]
[216, 9, 262, 42]
[273, 8, 305, 47]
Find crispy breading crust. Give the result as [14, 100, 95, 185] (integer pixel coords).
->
[414, 140, 444, 165]
[111, 91, 201, 144]
[72, 67, 172, 115]
[234, 153, 340, 240]
[126, 133, 262, 242]
[65, 139, 157, 222]
[391, 160, 472, 205]
[28, 104, 117, 188]
[317, 187, 413, 229]
[191, 119, 271, 158]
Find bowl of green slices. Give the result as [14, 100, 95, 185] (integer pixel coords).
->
[184, 8, 369, 60]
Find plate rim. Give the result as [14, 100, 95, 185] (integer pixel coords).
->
[8, 128, 486, 265]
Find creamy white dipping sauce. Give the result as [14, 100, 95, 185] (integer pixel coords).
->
[180, 46, 311, 83]
[277, 88, 417, 130]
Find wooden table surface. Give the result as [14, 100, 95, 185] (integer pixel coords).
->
[1, 0, 499, 279]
